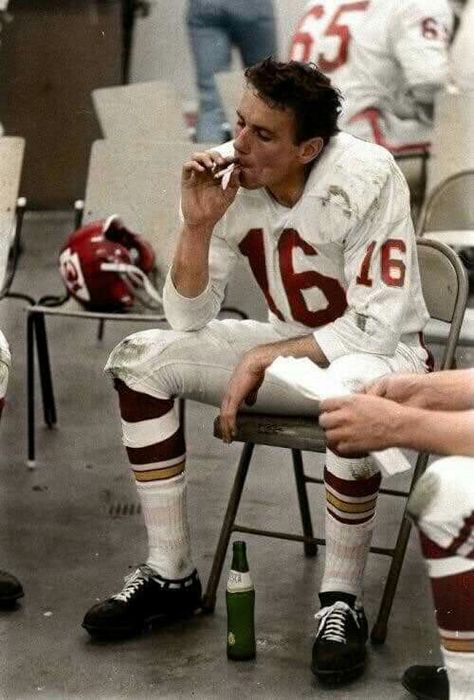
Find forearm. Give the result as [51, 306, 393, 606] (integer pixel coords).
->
[398, 407, 474, 456]
[170, 224, 214, 298]
[419, 369, 474, 411]
[249, 334, 329, 372]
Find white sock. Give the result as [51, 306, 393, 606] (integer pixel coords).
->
[136, 472, 194, 580]
[321, 512, 375, 596]
[442, 648, 474, 700]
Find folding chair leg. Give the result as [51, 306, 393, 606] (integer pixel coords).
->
[291, 449, 318, 557]
[97, 320, 105, 341]
[370, 516, 413, 644]
[34, 313, 57, 427]
[202, 441, 255, 613]
[26, 313, 36, 468]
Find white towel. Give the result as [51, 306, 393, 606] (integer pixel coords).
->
[267, 356, 412, 477]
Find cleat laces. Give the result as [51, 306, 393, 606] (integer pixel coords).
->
[112, 565, 154, 603]
[315, 601, 359, 644]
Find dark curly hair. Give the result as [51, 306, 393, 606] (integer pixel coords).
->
[244, 58, 342, 145]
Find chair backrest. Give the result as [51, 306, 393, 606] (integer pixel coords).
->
[82, 139, 211, 279]
[92, 81, 188, 141]
[416, 238, 469, 369]
[427, 91, 474, 194]
[216, 71, 245, 127]
[416, 170, 474, 236]
[0, 137, 25, 293]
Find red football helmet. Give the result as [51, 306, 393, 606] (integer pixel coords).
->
[59, 216, 162, 312]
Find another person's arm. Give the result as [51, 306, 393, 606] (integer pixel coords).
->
[319, 393, 474, 457]
[366, 368, 474, 411]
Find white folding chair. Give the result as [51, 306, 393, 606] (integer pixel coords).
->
[92, 81, 188, 142]
[417, 170, 474, 347]
[0, 137, 27, 300]
[427, 91, 474, 196]
[25, 139, 209, 467]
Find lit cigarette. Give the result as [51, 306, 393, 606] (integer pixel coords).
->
[213, 162, 235, 190]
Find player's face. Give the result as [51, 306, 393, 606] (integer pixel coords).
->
[233, 88, 321, 201]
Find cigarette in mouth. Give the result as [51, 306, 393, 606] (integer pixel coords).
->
[213, 162, 235, 190]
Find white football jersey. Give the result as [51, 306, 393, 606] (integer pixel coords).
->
[338, 0, 453, 130]
[164, 132, 429, 363]
[450, 0, 474, 92]
[289, 0, 370, 91]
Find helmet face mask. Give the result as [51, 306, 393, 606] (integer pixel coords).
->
[58, 217, 162, 313]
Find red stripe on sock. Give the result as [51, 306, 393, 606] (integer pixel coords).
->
[324, 466, 381, 498]
[447, 512, 474, 556]
[125, 426, 185, 465]
[114, 379, 174, 422]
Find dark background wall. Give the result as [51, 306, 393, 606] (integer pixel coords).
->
[0, 0, 123, 209]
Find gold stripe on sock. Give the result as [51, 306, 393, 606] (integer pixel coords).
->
[442, 637, 474, 653]
[133, 461, 185, 482]
[326, 491, 377, 514]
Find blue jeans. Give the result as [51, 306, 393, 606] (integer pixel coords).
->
[186, 0, 277, 143]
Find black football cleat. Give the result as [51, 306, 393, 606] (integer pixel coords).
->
[402, 665, 449, 700]
[0, 569, 24, 608]
[82, 565, 202, 640]
[312, 600, 368, 684]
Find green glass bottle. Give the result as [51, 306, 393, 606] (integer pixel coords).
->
[226, 540, 256, 660]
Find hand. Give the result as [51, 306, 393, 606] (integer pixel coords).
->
[219, 352, 267, 443]
[363, 373, 430, 408]
[319, 394, 404, 454]
[181, 150, 240, 232]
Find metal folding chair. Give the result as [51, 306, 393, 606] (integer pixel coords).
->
[0, 137, 27, 302]
[92, 81, 188, 141]
[203, 239, 468, 645]
[417, 170, 474, 347]
[25, 139, 200, 467]
[427, 91, 474, 195]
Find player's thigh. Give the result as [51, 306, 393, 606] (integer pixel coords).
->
[105, 318, 285, 404]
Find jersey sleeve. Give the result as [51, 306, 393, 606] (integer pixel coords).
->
[392, 0, 452, 92]
[313, 160, 422, 360]
[162, 219, 239, 331]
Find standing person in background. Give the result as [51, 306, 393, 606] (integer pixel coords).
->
[0, 329, 24, 607]
[186, 0, 277, 144]
[319, 369, 474, 700]
[290, 0, 453, 154]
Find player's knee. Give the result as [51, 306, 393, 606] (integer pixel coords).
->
[105, 328, 172, 381]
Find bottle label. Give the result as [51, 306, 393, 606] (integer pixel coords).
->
[226, 569, 253, 593]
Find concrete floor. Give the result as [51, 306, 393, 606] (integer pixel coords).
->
[0, 212, 472, 699]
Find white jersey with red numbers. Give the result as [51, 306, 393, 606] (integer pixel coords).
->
[164, 132, 430, 366]
[289, 0, 370, 90]
[337, 0, 453, 151]
[450, 0, 474, 92]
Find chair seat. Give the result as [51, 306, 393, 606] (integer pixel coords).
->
[424, 308, 474, 345]
[214, 413, 326, 452]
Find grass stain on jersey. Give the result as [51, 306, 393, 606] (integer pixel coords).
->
[327, 186, 352, 219]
